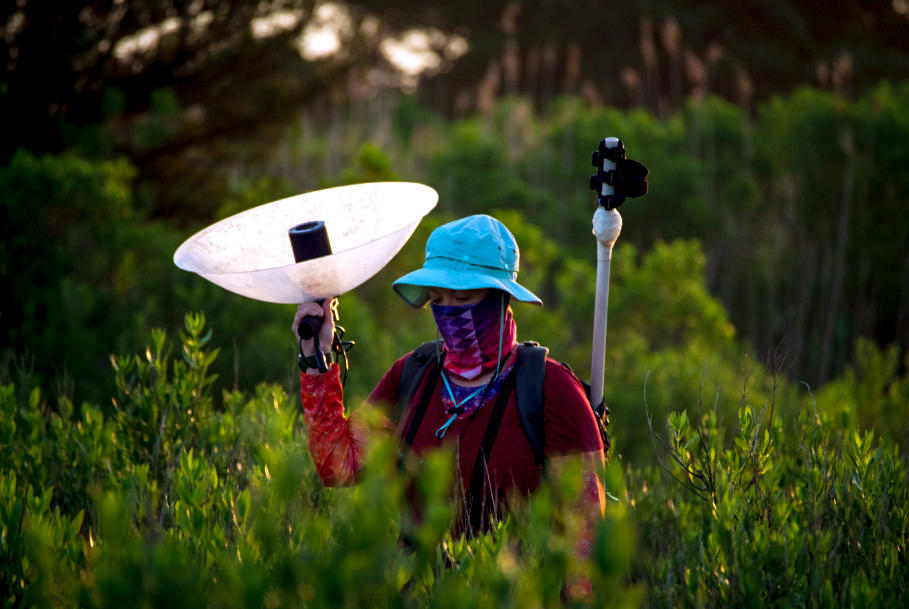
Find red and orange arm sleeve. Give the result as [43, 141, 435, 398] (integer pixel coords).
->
[299, 365, 395, 487]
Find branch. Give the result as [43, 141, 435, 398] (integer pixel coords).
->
[644, 371, 711, 502]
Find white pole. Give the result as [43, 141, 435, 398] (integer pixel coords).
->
[590, 138, 623, 409]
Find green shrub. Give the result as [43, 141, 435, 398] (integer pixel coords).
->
[2, 314, 641, 608]
[633, 375, 908, 607]
[4, 310, 906, 607]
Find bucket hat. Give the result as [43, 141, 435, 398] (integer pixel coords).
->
[393, 214, 542, 308]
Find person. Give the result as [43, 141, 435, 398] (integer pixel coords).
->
[293, 215, 605, 590]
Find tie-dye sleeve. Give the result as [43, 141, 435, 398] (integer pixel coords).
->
[299, 364, 394, 487]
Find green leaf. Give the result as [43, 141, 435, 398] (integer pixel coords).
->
[72, 510, 84, 533]
[683, 435, 699, 452]
[235, 488, 251, 530]
[852, 470, 864, 492]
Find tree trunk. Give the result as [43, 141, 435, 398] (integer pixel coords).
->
[896, 254, 909, 358]
[790, 238, 818, 379]
[818, 128, 856, 383]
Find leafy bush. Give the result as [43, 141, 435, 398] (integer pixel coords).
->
[817, 338, 909, 449]
[633, 373, 908, 607]
[0, 150, 301, 406]
[3, 311, 907, 607]
[1, 314, 640, 608]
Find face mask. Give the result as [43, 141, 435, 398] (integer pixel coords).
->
[431, 291, 516, 380]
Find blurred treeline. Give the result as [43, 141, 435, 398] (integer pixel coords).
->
[2, 1, 909, 463]
[5, 82, 909, 463]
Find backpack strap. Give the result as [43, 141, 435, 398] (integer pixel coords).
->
[467, 367, 517, 533]
[395, 340, 444, 460]
[514, 343, 613, 465]
[514, 341, 548, 466]
[396, 340, 444, 423]
[400, 361, 441, 457]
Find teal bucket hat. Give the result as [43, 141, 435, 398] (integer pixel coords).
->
[393, 215, 542, 308]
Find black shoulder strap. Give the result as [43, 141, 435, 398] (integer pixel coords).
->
[400, 361, 441, 457]
[514, 344, 612, 464]
[467, 368, 516, 534]
[396, 340, 444, 423]
[514, 342, 548, 466]
[396, 340, 444, 462]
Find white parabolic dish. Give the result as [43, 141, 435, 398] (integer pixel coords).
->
[173, 182, 438, 304]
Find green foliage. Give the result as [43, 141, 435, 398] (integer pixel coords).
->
[817, 338, 909, 449]
[0, 149, 140, 397]
[216, 176, 298, 221]
[635, 382, 909, 607]
[4, 311, 908, 606]
[7, 82, 909, 422]
[380, 85, 909, 384]
[0, 149, 303, 406]
[340, 142, 402, 185]
[1, 315, 640, 608]
[131, 89, 184, 154]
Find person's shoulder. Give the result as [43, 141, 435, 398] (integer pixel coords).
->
[539, 357, 600, 453]
[378, 344, 440, 391]
[542, 358, 584, 388]
[540, 358, 589, 412]
[391, 351, 413, 373]
[368, 351, 415, 407]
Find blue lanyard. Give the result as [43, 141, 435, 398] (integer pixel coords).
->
[435, 373, 485, 439]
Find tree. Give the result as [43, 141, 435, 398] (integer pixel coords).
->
[351, 0, 909, 115]
[1, 0, 382, 218]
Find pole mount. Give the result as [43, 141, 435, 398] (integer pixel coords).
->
[590, 138, 650, 210]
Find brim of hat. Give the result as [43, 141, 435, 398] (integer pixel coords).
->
[393, 267, 543, 308]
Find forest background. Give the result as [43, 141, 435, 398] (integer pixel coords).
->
[2, 1, 909, 606]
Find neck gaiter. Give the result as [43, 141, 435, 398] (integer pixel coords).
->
[430, 292, 517, 381]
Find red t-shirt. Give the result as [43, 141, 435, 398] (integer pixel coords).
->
[368, 353, 603, 509]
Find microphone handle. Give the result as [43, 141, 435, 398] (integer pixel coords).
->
[297, 300, 329, 373]
[297, 299, 325, 340]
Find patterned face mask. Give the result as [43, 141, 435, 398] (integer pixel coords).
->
[430, 291, 516, 381]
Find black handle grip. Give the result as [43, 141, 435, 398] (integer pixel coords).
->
[297, 300, 328, 373]
[297, 315, 323, 340]
[297, 299, 325, 340]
